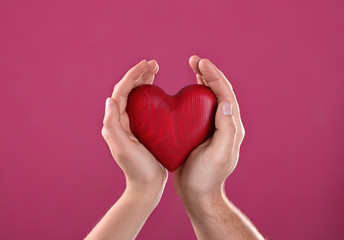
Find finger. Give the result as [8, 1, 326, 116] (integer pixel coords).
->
[190, 56, 208, 86]
[152, 61, 159, 74]
[196, 74, 204, 85]
[112, 60, 149, 113]
[209, 100, 236, 152]
[208, 100, 240, 172]
[189, 55, 202, 75]
[197, 58, 244, 135]
[197, 58, 232, 89]
[197, 58, 234, 102]
[196, 73, 208, 86]
[134, 60, 159, 87]
[102, 97, 133, 151]
[197, 59, 245, 171]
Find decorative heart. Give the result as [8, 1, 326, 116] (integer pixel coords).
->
[126, 84, 217, 171]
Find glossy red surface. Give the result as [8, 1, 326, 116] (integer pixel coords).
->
[126, 84, 217, 171]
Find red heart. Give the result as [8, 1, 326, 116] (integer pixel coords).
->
[126, 84, 217, 171]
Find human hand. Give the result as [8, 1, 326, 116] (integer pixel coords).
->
[85, 60, 168, 240]
[101, 59, 168, 200]
[174, 55, 245, 202]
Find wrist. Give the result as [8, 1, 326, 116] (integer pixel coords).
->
[176, 180, 224, 202]
[178, 182, 228, 213]
[125, 178, 167, 207]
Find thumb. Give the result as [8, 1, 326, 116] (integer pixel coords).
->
[101, 97, 131, 150]
[209, 100, 237, 156]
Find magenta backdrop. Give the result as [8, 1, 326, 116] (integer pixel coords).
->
[1, 0, 343, 239]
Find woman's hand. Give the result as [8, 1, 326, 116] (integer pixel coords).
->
[85, 59, 167, 240]
[174, 55, 245, 202]
[101, 59, 168, 198]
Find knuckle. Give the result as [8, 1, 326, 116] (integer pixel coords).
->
[112, 85, 121, 99]
[200, 58, 209, 65]
[101, 127, 108, 138]
[238, 125, 245, 140]
[113, 83, 119, 92]
[213, 155, 231, 168]
[102, 115, 113, 129]
[227, 120, 237, 133]
[241, 126, 246, 136]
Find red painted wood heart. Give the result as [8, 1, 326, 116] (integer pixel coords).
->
[126, 84, 217, 171]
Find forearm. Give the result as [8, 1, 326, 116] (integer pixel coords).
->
[180, 185, 264, 240]
[85, 186, 163, 240]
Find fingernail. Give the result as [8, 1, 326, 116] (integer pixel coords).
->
[154, 62, 159, 72]
[137, 59, 147, 66]
[105, 98, 114, 112]
[222, 102, 232, 116]
[148, 60, 156, 71]
[153, 60, 159, 72]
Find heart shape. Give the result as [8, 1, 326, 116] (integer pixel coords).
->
[126, 84, 217, 171]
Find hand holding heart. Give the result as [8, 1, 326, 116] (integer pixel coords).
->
[101, 55, 244, 203]
[174, 56, 245, 204]
[93, 56, 250, 240]
[84, 53, 268, 240]
[101, 59, 168, 200]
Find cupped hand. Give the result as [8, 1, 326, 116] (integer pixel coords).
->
[174, 55, 245, 201]
[101, 59, 168, 197]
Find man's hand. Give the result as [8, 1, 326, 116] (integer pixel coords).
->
[174, 55, 264, 240]
[85, 59, 168, 240]
[174, 55, 244, 201]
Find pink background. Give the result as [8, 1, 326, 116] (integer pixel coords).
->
[1, 0, 343, 239]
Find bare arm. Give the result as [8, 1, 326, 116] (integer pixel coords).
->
[85, 59, 167, 240]
[175, 55, 264, 240]
[85, 186, 164, 240]
[85, 184, 166, 240]
[180, 185, 264, 240]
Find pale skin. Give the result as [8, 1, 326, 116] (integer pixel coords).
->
[84, 56, 265, 240]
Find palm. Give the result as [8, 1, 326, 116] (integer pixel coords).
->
[106, 59, 166, 182]
[175, 132, 235, 195]
[174, 56, 244, 197]
[174, 139, 211, 194]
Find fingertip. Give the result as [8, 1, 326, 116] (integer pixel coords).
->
[154, 62, 159, 74]
[148, 59, 159, 74]
[105, 97, 114, 112]
[189, 55, 202, 75]
[103, 97, 121, 128]
[147, 60, 157, 70]
[198, 58, 209, 77]
[189, 55, 201, 62]
[198, 58, 212, 72]
[126, 59, 149, 81]
[198, 58, 222, 84]
[137, 59, 149, 71]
